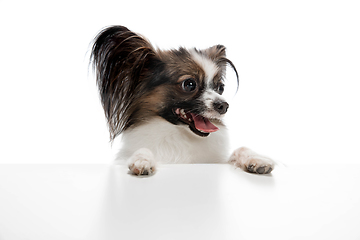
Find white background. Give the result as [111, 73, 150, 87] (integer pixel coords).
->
[1, 0, 359, 164]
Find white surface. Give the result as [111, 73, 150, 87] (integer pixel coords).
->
[0, 164, 359, 240]
[1, 0, 360, 165]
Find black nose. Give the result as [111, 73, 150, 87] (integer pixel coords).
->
[213, 101, 229, 114]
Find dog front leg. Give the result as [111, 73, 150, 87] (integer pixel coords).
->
[229, 147, 274, 174]
[127, 148, 157, 176]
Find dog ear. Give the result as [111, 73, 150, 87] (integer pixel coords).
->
[203, 45, 239, 92]
[91, 26, 161, 140]
[203, 44, 227, 60]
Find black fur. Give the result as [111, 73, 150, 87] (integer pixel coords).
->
[91, 26, 163, 140]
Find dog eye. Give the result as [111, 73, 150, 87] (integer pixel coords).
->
[182, 78, 197, 92]
[217, 84, 225, 95]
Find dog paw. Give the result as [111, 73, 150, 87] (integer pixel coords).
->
[127, 148, 156, 176]
[229, 147, 274, 174]
[246, 161, 273, 174]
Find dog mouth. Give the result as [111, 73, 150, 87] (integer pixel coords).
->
[174, 108, 219, 137]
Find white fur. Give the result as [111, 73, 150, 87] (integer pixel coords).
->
[116, 117, 230, 165]
[117, 118, 275, 175]
[189, 49, 219, 86]
[127, 148, 156, 175]
[229, 147, 275, 174]
[189, 50, 226, 119]
[201, 89, 226, 118]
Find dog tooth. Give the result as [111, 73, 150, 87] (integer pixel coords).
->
[180, 109, 185, 115]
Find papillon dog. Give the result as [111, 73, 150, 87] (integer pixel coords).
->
[91, 26, 274, 175]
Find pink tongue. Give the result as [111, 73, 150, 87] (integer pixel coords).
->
[190, 113, 219, 133]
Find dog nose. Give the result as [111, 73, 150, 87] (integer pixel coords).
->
[213, 101, 229, 114]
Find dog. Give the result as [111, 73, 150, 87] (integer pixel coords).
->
[91, 25, 274, 175]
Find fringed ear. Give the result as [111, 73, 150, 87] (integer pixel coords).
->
[203, 44, 227, 60]
[204, 45, 239, 92]
[91, 25, 160, 140]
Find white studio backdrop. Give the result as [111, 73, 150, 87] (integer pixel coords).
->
[0, 0, 359, 164]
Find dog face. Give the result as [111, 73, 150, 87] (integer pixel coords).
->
[155, 47, 231, 137]
[91, 26, 238, 139]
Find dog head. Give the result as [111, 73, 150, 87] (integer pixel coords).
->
[91, 26, 238, 140]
